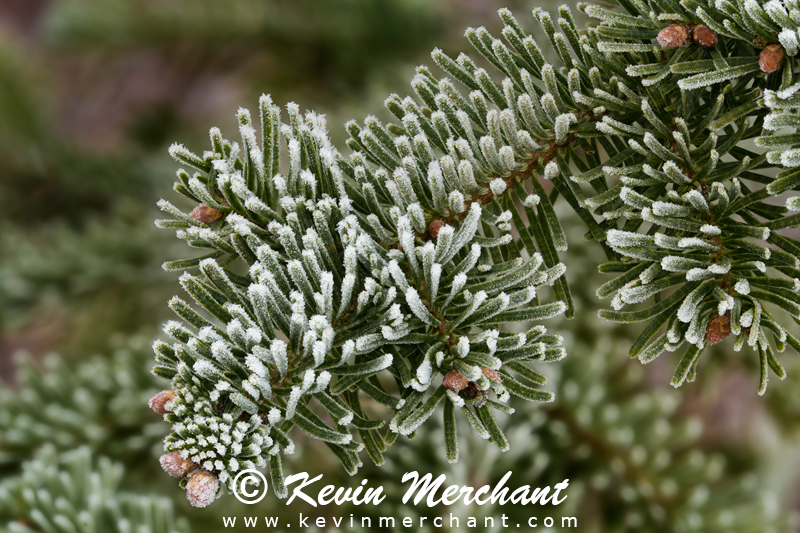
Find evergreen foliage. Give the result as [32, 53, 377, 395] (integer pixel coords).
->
[353, 340, 794, 532]
[0, 340, 167, 469]
[155, 100, 568, 499]
[0, 205, 170, 341]
[0, 0, 447, 352]
[2, 0, 799, 527]
[151, 0, 800, 507]
[0, 446, 188, 533]
[523, 343, 790, 532]
[580, 0, 800, 395]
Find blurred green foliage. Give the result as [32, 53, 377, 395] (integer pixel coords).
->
[0, 0, 450, 355]
[44, 0, 443, 99]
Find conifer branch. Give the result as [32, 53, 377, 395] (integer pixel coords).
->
[0, 342, 166, 468]
[0, 446, 188, 533]
[151, 1, 800, 505]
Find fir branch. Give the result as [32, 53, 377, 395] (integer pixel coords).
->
[0, 446, 189, 533]
[150, 1, 800, 506]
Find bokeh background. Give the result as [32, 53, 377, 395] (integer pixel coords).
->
[1, 1, 800, 531]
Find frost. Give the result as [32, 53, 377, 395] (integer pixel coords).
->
[544, 161, 559, 180]
[686, 268, 714, 281]
[678, 237, 716, 251]
[458, 160, 480, 191]
[677, 284, 710, 323]
[523, 194, 540, 208]
[608, 229, 654, 248]
[554, 113, 576, 144]
[449, 191, 466, 213]
[268, 408, 282, 426]
[781, 149, 800, 167]
[489, 178, 508, 195]
[153, 33, 800, 498]
[416, 357, 433, 385]
[456, 336, 470, 358]
[735, 279, 751, 295]
[499, 146, 516, 171]
[245, 355, 268, 378]
[779, 28, 800, 57]
[708, 259, 731, 274]
[446, 389, 465, 407]
[741, 310, 754, 328]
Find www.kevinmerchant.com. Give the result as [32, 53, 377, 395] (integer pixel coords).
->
[221, 514, 578, 529]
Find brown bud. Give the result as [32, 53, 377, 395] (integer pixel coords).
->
[190, 203, 224, 225]
[148, 389, 176, 415]
[186, 469, 219, 508]
[443, 370, 468, 392]
[464, 381, 488, 407]
[481, 367, 502, 383]
[706, 312, 732, 346]
[760, 44, 785, 74]
[657, 24, 691, 48]
[692, 25, 717, 48]
[428, 219, 447, 240]
[159, 452, 195, 478]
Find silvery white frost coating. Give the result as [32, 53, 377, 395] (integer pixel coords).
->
[154, 85, 568, 505]
[152, 0, 800, 508]
[584, 0, 800, 396]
